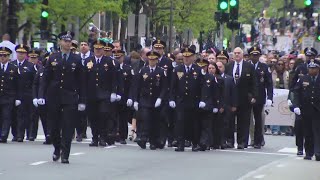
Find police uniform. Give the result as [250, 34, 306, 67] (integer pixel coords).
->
[153, 39, 175, 147]
[114, 50, 134, 144]
[38, 31, 86, 164]
[11, 44, 37, 142]
[84, 40, 118, 147]
[0, 47, 19, 143]
[248, 47, 273, 149]
[170, 48, 203, 152]
[293, 60, 320, 161]
[132, 51, 168, 150]
[29, 49, 50, 143]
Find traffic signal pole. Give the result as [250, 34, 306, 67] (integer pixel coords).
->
[219, 22, 224, 50]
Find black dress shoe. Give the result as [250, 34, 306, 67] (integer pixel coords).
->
[192, 145, 200, 152]
[226, 143, 234, 148]
[199, 144, 207, 151]
[254, 144, 261, 149]
[43, 139, 52, 145]
[221, 144, 228, 149]
[99, 140, 107, 147]
[304, 156, 312, 160]
[185, 140, 191, 147]
[29, 137, 35, 141]
[172, 140, 178, 147]
[137, 141, 146, 149]
[89, 141, 98, 147]
[0, 138, 7, 143]
[167, 142, 173, 147]
[315, 156, 320, 161]
[156, 143, 165, 149]
[297, 151, 303, 156]
[261, 140, 265, 147]
[12, 137, 18, 142]
[76, 136, 82, 142]
[119, 140, 127, 145]
[237, 144, 244, 149]
[211, 145, 220, 150]
[150, 144, 157, 150]
[61, 159, 69, 164]
[17, 138, 23, 142]
[175, 147, 184, 152]
[52, 150, 61, 162]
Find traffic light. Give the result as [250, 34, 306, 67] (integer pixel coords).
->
[41, 10, 49, 18]
[218, 0, 228, 11]
[304, 0, 314, 19]
[229, 0, 239, 20]
[317, 26, 320, 41]
[40, 0, 49, 40]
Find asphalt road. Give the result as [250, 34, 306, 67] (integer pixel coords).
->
[0, 130, 319, 180]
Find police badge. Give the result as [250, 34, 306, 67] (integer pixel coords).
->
[71, 63, 76, 71]
[177, 72, 184, 80]
[87, 61, 93, 69]
[206, 79, 210, 87]
[104, 63, 108, 70]
[193, 71, 198, 79]
[143, 73, 148, 80]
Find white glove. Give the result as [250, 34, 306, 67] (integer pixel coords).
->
[33, 99, 38, 107]
[15, 100, 21, 106]
[133, 102, 139, 111]
[199, 101, 206, 109]
[78, 104, 86, 111]
[110, 93, 117, 102]
[265, 99, 272, 107]
[287, 100, 293, 106]
[116, 95, 121, 102]
[213, 108, 219, 113]
[126, 99, 133, 107]
[169, 101, 176, 108]
[155, 98, 162, 108]
[37, 98, 46, 105]
[294, 108, 301, 115]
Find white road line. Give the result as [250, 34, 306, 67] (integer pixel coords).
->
[276, 164, 285, 168]
[278, 147, 301, 154]
[237, 157, 288, 180]
[253, 174, 266, 179]
[70, 152, 85, 156]
[104, 145, 117, 149]
[30, 161, 48, 166]
[217, 149, 294, 156]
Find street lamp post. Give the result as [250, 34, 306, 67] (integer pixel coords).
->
[168, 0, 173, 53]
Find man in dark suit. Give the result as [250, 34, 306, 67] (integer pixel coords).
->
[83, 40, 118, 147]
[169, 47, 204, 152]
[225, 47, 257, 149]
[0, 47, 19, 143]
[11, 44, 37, 142]
[38, 31, 86, 164]
[132, 51, 168, 150]
[248, 46, 273, 149]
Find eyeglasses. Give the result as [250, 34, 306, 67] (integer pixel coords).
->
[0, 54, 8, 57]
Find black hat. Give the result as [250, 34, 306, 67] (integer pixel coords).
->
[307, 59, 320, 68]
[195, 58, 209, 67]
[113, 50, 125, 58]
[181, 47, 195, 57]
[152, 39, 166, 48]
[304, 47, 318, 57]
[104, 43, 114, 51]
[28, 48, 40, 58]
[93, 40, 106, 49]
[0, 47, 12, 55]
[15, 44, 29, 53]
[216, 50, 229, 59]
[167, 53, 175, 61]
[71, 40, 78, 50]
[58, 31, 74, 41]
[248, 46, 262, 55]
[146, 51, 161, 60]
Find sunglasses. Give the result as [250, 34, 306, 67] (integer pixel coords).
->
[0, 54, 8, 57]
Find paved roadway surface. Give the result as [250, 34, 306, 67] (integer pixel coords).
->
[0, 128, 319, 180]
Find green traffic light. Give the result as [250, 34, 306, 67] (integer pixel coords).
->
[220, 1, 228, 10]
[41, 11, 49, 18]
[230, 0, 237, 7]
[318, 35, 320, 41]
[304, 0, 312, 6]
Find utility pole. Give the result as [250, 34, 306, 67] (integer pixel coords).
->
[7, 0, 18, 43]
[168, 0, 173, 53]
[219, 23, 224, 50]
[134, 0, 140, 50]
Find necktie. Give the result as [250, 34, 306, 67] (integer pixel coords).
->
[62, 54, 67, 64]
[1, 64, 3, 72]
[18, 62, 21, 67]
[82, 54, 85, 60]
[312, 76, 316, 83]
[96, 59, 100, 64]
[235, 63, 240, 76]
[187, 66, 190, 73]
[151, 68, 154, 73]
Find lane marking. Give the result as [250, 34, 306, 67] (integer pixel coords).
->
[105, 145, 117, 149]
[30, 161, 48, 166]
[278, 148, 302, 154]
[217, 149, 294, 156]
[276, 164, 285, 168]
[70, 152, 85, 156]
[253, 174, 266, 179]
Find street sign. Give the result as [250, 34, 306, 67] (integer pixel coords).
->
[302, 36, 315, 51]
[127, 14, 135, 37]
[19, 0, 38, 3]
[138, 14, 146, 37]
[182, 29, 193, 46]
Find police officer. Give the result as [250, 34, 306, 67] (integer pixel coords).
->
[152, 39, 174, 147]
[133, 51, 168, 150]
[38, 31, 86, 164]
[114, 49, 134, 144]
[29, 49, 50, 144]
[84, 40, 118, 147]
[12, 44, 37, 142]
[293, 59, 320, 161]
[104, 43, 115, 57]
[248, 46, 273, 149]
[0, 47, 19, 143]
[169, 47, 203, 152]
[216, 50, 229, 65]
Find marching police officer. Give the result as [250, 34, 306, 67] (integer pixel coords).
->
[0, 47, 19, 143]
[30, 49, 51, 144]
[133, 51, 168, 150]
[38, 31, 86, 164]
[247, 46, 273, 149]
[169, 47, 204, 152]
[293, 59, 320, 161]
[84, 40, 118, 147]
[12, 44, 37, 142]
